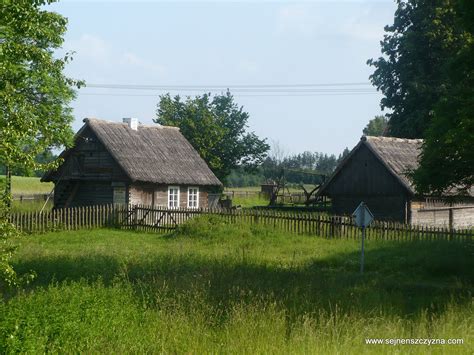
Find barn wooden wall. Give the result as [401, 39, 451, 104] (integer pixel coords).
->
[50, 126, 128, 183]
[324, 145, 410, 222]
[54, 181, 113, 208]
[411, 201, 474, 228]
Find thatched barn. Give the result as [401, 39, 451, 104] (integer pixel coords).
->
[317, 136, 474, 227]
[42, 118, 222, 209]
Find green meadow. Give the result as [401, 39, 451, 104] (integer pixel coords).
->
[0, 176, 53, 195]
[1, 216, 473, 353]
[0, 176, 53, 212]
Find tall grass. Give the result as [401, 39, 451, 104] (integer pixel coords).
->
[10, 199, 53, 213]
[1, 217, 473, 353]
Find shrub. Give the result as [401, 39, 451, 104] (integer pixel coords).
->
[0, 201, 34, 293]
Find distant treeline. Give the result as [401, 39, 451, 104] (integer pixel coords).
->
[1, 147, 351, 189]
[227, 149, 350, 187]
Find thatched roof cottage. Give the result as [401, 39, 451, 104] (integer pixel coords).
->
[42, 118, 222, 209]
[317, 136, 474, 227]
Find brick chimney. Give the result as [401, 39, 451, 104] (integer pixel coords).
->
[123, 117, 138, 130]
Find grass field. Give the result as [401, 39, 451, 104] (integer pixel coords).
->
[1, 217, 473, 353]
[10, 199, 53, 213]
[224, 186, 262, 192]
[0, 176, 53, 195]
[0, 176, 53, 212]
[231, 193, 269, 207]
[225, 186, 304, 193]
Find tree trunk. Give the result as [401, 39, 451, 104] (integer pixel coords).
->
[4, 164, 12, 208]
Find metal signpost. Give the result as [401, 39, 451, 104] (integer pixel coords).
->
[352, 202, 374, 274]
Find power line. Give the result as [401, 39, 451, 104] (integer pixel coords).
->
[77, 81, 378, 98]
[79, 92, 379, 98]
[85, 82, 373, 90]
[82, 88, 376, 93]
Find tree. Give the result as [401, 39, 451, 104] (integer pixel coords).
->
[155, 91, 269, 182]
[0, 0, 81, 201]
[0, 0, 79, 290]
[412, 0, 474, 195]
[0, 149, 57, 177]
[337, 147, 350, 163]
[362, 115, 388, 136]
[367, 0, 470, 138]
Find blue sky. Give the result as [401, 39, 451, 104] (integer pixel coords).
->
[50, 0, 396, 156]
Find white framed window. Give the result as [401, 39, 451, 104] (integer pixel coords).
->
[168, 186, 180, 208]
[187, 187, 199, 209]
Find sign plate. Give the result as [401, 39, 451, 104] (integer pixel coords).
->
[352, 202, 374, 228]
[113, 186, 126, 205]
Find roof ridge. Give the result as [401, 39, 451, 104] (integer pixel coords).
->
[362, 135, 423, 143]
[83, 117, 179, 130]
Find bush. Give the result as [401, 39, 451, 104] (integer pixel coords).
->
[0, 201, 34, 293]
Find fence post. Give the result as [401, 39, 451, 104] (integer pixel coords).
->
[254, 211, 259, 225]
[448, 208, 454, 240]
[133, 205, 138, 230]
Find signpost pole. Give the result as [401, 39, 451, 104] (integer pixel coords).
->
[352, 201, 373, 275]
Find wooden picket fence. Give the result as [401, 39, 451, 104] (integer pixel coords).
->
[7, 204, 474, 242]
[8, 204, 116, 234]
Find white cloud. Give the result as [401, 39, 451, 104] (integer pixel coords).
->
[63, 34, 167, 81]
[65, 34, 110, 64]
[275, 3, 387, 41]
[276, 4, 322, 36]
[340, 8, 386, 42]
[120, 52, 167, 76]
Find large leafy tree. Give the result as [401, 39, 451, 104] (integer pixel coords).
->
[412, 0, 474, 194]
[155, 91, 269, 182]
[362, 115, 388, 136]
[0, 0, 80, 201]
[0, 0, 78, 291]
[368, 0, 470, 138]
[0, 150, 57, 177]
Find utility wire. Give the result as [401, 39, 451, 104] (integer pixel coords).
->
[85, 82, 373, 90]
[81, 88, 376, 93]
[78, 81, 377, 97]
[79, 92, 378, 97]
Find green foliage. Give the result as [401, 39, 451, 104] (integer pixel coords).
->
[0, 207, 19, 291]
[0, 0, 81, 177]
[368, 0, 471, 138]
[412, 0, 474, 194]
[0, 200, 34, 293]
[155, 91, 269, 181]
[0, 226, 473, 352]
[226, 167, 264, 187]
[0, 0, 69, 294]
[0, 150, 57, 177]
[362, 115, 388, 136]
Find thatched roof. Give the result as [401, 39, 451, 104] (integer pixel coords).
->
[45, 118, 222, 186]
[362, 136, 422, 193]
[320, 136, 473, 197]
[319, 136, 434, 196]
